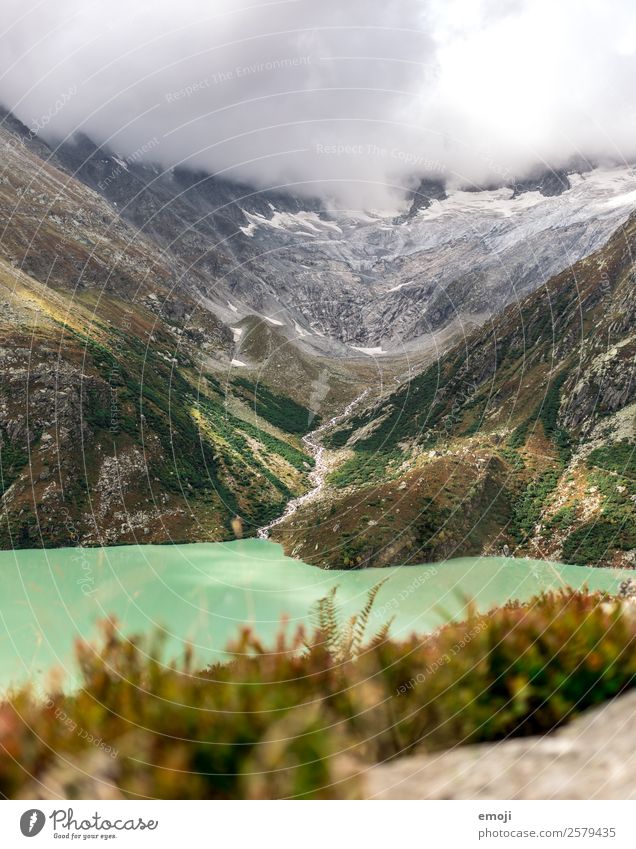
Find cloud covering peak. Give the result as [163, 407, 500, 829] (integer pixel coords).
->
[2, 0, 636, 207]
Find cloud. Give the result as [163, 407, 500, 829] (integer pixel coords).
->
[1, 0, 636, 207]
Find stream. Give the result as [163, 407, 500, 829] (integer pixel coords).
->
[257, 389, 370, 539]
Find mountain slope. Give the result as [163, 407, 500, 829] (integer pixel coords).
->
[270, 213, 636, 568]
[0, 122, 323, 547]
[0, 115, 416, 547]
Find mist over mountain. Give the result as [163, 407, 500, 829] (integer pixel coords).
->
[2, 0, 636, 207]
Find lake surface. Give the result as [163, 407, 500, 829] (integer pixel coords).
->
[0, 540, 628, 690]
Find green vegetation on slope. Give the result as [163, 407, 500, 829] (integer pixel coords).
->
[561, 449, 636, 565]
[509, 371, 572, 543]
[0, 309, 314, 547]
[76, 326, 313, 531]
[588, 440, 636, 479]
[232, 377, 319, 435]
[326, 366, 443, 451]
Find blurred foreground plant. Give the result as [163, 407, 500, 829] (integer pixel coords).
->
[1, 588, 635, 799]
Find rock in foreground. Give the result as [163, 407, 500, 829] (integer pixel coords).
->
[365, 690, 636, 799]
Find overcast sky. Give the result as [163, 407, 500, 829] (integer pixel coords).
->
[2, 0, 636, 207]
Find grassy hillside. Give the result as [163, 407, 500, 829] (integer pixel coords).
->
[0, 277, 316, 547]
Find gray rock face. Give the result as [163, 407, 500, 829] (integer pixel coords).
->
[23, 116, 636, 354]
[4, 110, 636, 360]
[510, 167, 571, 198]
[200, 166, 636, 351]
[405, 177, 447, 217]
[365, 689, 636, 799]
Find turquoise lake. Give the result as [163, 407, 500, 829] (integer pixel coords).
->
[0, 540, 628, 690]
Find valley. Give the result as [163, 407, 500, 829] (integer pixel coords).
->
[0, 107, 634, 568]
[257, 388, 371, 539]
[270, 212, 636, 570]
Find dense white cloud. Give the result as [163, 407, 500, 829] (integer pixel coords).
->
[1, 0, 635, 207]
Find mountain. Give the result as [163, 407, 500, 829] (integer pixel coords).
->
[7, 107, 636, 353]
[0, 109, 418, 548]
[0, 117, 341, 547]
[1, 104, 635, 553]
[269, 211, 636, 569]
[83, 153, 636, 350]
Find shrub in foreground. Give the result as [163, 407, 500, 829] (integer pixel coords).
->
[1, 589, 635, 799]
